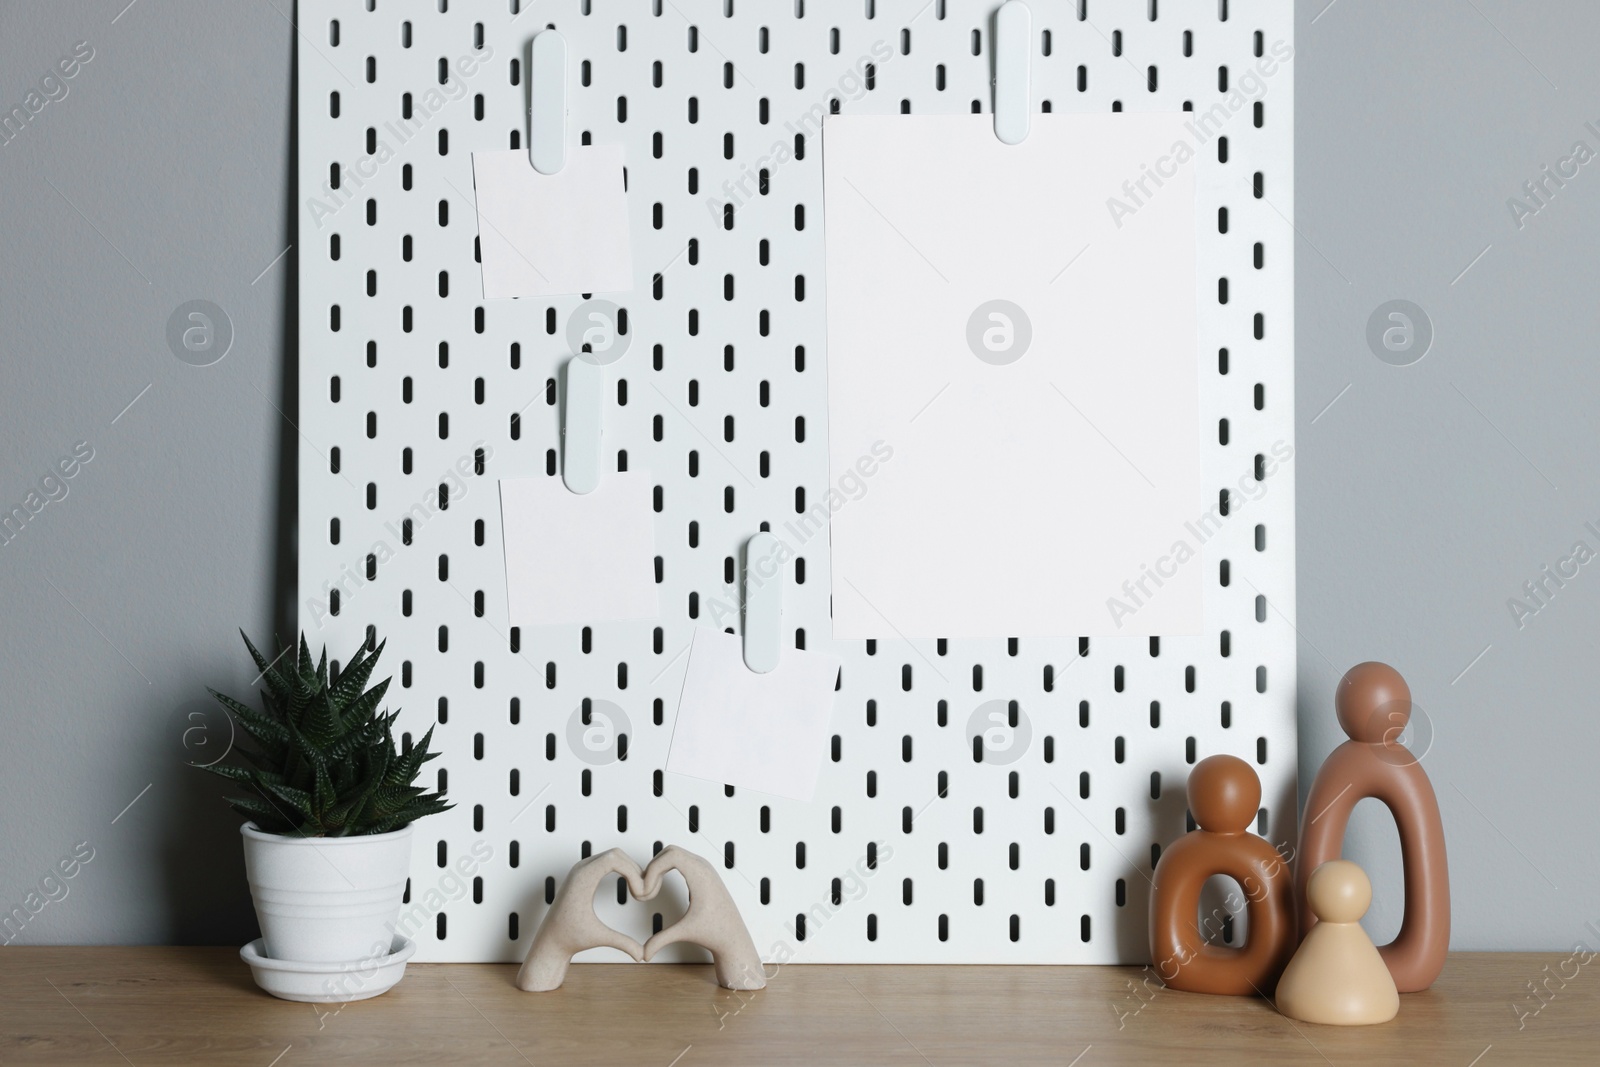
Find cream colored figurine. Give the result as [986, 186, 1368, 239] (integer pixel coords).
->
[516, 845, 765, 992]
[638, 845, 766, 991]
[1276, 860, 1400, 1025]
[516, 849, 646, 992]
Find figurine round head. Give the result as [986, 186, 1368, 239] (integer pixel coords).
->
[1187, 754, 1260, 833]
[1336, 661, 1411, 744]
[1307, 860, 1372, 924]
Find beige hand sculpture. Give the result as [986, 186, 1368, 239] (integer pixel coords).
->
[515, 848, 646, 992]
[640, 845, 767, 991]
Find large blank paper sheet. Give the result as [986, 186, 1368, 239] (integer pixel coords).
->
[823, 114, 1203, 639]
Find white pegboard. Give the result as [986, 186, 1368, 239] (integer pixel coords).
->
[297, 0, 1296, 964]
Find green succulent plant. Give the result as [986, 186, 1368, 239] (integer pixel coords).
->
[200, 631, 450, 837]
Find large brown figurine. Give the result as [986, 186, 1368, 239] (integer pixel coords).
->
[1297, 662, 1449, 993]
[1149, 754, 1296, 995]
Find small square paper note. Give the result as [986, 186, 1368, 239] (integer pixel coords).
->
[499, 473, 658, 626]
[823, 113, 1204, 639]
[471, 145, 633, 299]
[667, 628, 842, 803]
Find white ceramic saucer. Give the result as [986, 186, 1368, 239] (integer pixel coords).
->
[240, 935, 416, 1003]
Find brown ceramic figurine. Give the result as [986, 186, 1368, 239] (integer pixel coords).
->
[1297, 662, 1449, 993]
[1149, 754, 1296, 995]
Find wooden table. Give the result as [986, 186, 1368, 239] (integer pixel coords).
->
[0, 950, 1591, 1065]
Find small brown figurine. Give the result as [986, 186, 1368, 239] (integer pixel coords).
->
[1297, 662, 1449, 993]
[1276, 860, 1400, 1025]
[1149, 754, 1296, 995]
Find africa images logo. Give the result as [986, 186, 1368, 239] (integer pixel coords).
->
[966, 300, 1033, 365]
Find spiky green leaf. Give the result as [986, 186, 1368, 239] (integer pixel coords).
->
[193, 632, 449, 837]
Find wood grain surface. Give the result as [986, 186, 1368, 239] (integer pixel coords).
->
[0, 950, 1591, 1065]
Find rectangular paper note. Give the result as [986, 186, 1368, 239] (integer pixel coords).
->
[499, 473, 658, 626]
[472, 145, 633, 299]
[822, 114, 1204, 638]
[667, 628, 842, 802]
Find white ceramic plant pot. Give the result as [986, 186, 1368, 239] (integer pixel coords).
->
[240, 822, 414, 964]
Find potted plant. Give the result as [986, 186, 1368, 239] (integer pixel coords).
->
[200, 632, 449, 991]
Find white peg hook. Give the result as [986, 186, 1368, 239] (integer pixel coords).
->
[529, 29, 567, 175]
[993, 1, 1031, 146]
[561, 355, 602, 494]
[742, 533, 783, 674]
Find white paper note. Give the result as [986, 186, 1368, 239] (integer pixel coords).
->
[823, 114, 1204, 639]
[471, 145, 633, 299]
[667, 628, 842, 802]
[499, 473, 658, 626]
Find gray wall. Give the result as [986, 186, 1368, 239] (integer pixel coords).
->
[1295, 0, 1600, 951]
[0, 0, 1593, 951]
[0, 0, 293, 946]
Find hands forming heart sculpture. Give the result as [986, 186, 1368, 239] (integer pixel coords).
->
[514, 848, 646, 992]
[515, 845, 766, 992]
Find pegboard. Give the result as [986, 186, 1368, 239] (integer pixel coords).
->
[297, 0, 1297, 964]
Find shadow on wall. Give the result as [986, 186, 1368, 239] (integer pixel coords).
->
[160, 709, 256, 945]
[160, 36, 299, 947]
[269, 6, 301, 680]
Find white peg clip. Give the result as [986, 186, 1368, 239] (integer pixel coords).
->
[742, 532, 783, 674]
[993, 1, 1031, 146]
[561, 355, 602, 494]
[529, 29, 567, 175]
